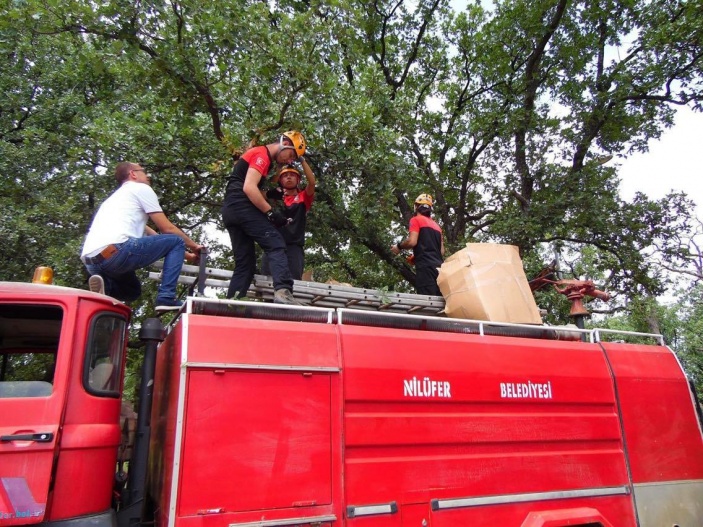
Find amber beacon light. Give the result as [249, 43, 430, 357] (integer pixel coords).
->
[32, 266, 54, 285]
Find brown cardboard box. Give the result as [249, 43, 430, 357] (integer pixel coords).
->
[437, 243, 542, 324]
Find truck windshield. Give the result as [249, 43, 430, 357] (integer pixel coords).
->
[0, 304, 61, 398]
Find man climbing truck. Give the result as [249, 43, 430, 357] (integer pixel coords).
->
[1, 268, 702, 527]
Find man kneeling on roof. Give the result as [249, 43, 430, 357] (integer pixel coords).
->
[81, 162, 202, 312]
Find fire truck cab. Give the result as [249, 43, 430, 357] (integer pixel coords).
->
[0, 283, 129, 527]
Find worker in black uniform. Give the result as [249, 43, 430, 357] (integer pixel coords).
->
[391, 193, 445, 295]
[261, 158, 316, 280]
[221, 131, 307, 304]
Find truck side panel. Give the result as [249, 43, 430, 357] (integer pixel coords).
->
[148, 307, 703, 527]
[340, 325, 636, 526]
[427, 497, 634, 527]
[601, 342, 703, 527]
[150, 314, 342, 527]
[183, 314, 340, 369]
[149, 321, 184, 527]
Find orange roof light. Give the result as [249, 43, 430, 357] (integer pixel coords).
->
[32, 267, 54, 285]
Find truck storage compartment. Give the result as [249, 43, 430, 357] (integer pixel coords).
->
[149, 312, 341, 527]
[178, 369, 333, 514]
[339, 323, 636, 525]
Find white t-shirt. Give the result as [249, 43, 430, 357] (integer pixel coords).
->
[81, 181, 163, 257]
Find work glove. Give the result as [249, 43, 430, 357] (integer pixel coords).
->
[267, 210, 289, 227]
[266, 187, 284, 200]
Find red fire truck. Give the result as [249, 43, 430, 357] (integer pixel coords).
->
[1, 273, 702, 527]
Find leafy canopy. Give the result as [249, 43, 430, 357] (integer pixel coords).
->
[1, 0, 701, 314]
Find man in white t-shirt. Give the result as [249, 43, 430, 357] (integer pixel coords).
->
[81, 162, 202, 311]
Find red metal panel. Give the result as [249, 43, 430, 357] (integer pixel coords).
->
[0, 292, 130, 525]
[401, 503, 429, 526]
[177, 370, 333, 515]
[184, 315, 339, 368]
[342, 497, 635, 526]
[427, 496, 633, 527]
[601, 342, 703, 483]
[155, 315, 344, 527]
[520, 506, 614, 527]
[340, 325, 630, 510]
[49, 301, 128, 521]
[0, 296, 70, 526]
[150, 322, 184, 527]
[345, 515, 401, 527]
[0, 422, 56, 526]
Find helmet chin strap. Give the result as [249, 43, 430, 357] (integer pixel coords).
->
[279, 136, 295, 153]
[281, 175, 301, 192]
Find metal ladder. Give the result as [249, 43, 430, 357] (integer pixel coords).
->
[149, 252, 445, 317]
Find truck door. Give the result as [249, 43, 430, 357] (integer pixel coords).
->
[0, 304, 65, 526]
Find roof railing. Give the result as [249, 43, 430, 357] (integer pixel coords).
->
[175, 297, 665, 345]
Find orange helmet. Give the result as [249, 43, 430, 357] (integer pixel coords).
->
[279, 165, 301, 182]
[415, 193, 434, 208]
[280, 130, 307, 158]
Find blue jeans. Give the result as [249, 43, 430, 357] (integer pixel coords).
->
[222, 202, 293, 298]
[84, 235, 185, 303]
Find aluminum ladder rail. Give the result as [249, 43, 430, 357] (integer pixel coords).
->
[149, 261, 446, 316]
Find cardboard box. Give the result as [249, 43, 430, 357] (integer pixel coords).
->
[437, 243, 542, 324]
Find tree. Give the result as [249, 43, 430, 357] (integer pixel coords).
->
[672, 284, 703, 393]
[1, 0, 701, 311]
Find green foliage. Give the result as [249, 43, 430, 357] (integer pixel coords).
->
[669, 285, 703, 393]
[1, 0, 701, 311]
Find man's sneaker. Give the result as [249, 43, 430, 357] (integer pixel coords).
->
[273, 288, 304, 306]
[88, 275, 105, 295]
[155, 298, 184, 313]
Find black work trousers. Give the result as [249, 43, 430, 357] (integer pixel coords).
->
[415, 265, 441, 296]
[261, 244, 304, 280]
[222, 202, 293, 298]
